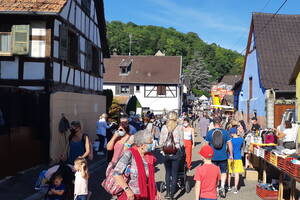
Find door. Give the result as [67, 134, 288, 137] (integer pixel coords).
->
[274, 104, 295, 128]
[0, 87, 49, 178]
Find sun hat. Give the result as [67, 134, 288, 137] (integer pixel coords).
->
[198, 144, 214, 159]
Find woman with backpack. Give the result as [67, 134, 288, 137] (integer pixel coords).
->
[62, 121, 91, 165]
[159, 111, 184, 200]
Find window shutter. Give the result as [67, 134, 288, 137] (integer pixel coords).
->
[161, 86, 166, 95]
[130, 86, 134, 94]
[92, 47, 100, 75]
[59, 25, 68, 60]
[157, 85, 161, 95]
[85, 41, 92, 72]
[115, 85, 121, 95]
[12, 25, 30, 55]
[77, 35, 80, 65]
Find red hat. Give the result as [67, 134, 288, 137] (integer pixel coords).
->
[198, 145, 214, 159]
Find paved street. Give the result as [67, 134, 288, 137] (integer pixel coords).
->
[153, 135, 260, 200]
[0, 133, 261, 200]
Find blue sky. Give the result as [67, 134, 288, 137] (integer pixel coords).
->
[103, 0, 299, 53]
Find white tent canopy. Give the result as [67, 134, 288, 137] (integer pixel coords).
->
[199, 95, 208, 101]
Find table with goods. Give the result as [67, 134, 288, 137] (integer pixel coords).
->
[245, 128, 300, 200]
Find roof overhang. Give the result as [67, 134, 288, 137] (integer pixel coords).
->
[289, 56, 300, 85]
[0, 11, 56, 15]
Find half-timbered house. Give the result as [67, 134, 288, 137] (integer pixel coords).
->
[0, 0, 109, 177]
[103, 55, 183, 114]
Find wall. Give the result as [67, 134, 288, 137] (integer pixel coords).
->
[238, 50, 266, 128]
[49, 92, 106, 162]
[103, 84, 180, 114]
[52, 0, 103, 91]
[296, 74, 300, 143]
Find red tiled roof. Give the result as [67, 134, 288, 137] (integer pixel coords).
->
[0, 0, 68, 13]
[103, 56, 182, 84]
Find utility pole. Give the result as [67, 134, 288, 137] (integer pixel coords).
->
[129, 34, 132, 56]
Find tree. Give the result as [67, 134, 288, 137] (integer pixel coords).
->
[106, 21, 244, 88]
[102, 89, 113, 113]
[185, 56, 212, 96]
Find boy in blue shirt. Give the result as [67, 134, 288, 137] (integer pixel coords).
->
[227, 127, 244, 194]
[47, 174, 65, 200]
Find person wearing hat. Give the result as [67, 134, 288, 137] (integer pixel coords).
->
[194, 145, 221, 200]
[227, 127, 244, 194]
[250, 117, 261, 132]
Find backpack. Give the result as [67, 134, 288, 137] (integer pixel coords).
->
[82, 134, 93, 161]
[212, 129, 224, 149]
[163, 130, 177, 155]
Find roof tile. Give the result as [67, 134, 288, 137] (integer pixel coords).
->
[253, 13, 300, 91]
[103, 56, 182, 84]
[0, 0, 67, 13]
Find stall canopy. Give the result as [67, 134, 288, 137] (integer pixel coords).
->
[199, 95, 208, 101]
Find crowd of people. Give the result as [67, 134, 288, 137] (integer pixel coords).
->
[98, 110, 253, 200]
[42, 108, 274, 200]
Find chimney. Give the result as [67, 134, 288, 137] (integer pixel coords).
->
[112, 48, 118, 55]
[155, 50, 165, 56]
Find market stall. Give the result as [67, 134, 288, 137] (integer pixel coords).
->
[246, 126, 300, 200]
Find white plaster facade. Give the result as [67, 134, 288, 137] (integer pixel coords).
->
[104, 84, 181, 114]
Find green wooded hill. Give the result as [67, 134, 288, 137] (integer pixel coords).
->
[106, 21, 244, 83]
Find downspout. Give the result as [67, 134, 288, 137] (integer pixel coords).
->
[265, 88, 276, 128]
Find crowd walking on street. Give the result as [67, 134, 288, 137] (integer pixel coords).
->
[33, 102, 264, 200]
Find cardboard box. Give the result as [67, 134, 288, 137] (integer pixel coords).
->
[245, 169, 258, 181]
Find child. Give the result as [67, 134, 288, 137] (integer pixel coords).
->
[227, 127, 244, 194]
[194, 145, 220, 200]
[74, 158, 89, 200]
[47, 174, 65, 200]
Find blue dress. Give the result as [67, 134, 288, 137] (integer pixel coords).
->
[68, 140, 85, 164]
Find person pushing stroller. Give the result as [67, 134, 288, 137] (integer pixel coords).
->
[159, 111, 184, 199]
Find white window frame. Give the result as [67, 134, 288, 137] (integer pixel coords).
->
[0, 32, 12, 56]
[121, 86, 130, 94]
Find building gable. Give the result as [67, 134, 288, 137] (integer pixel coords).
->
[249, 13, 300, 91]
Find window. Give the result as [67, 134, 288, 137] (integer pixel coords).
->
[0, 24, 30, 56]
[249, 77, 253, 99]
[81, 0, 91, 15]
[59, 26, 80, 66]
[0, 32, 11, 55]
[157, 85, 166, 95]
[91, 46, 100, 76]
[136, 86, 140, 92]
[68, 31, 79, 66]
[121, 67, 128, 74]
[121, 86, 129, 94]
[119, 59, 132, 75]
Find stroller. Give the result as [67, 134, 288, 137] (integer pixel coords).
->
[159, 153, 191, 194]
[43, 161, 75, 200]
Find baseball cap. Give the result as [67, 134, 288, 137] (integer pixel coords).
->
[229, 127, 237, 135]
[198, 145, 214, 159]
